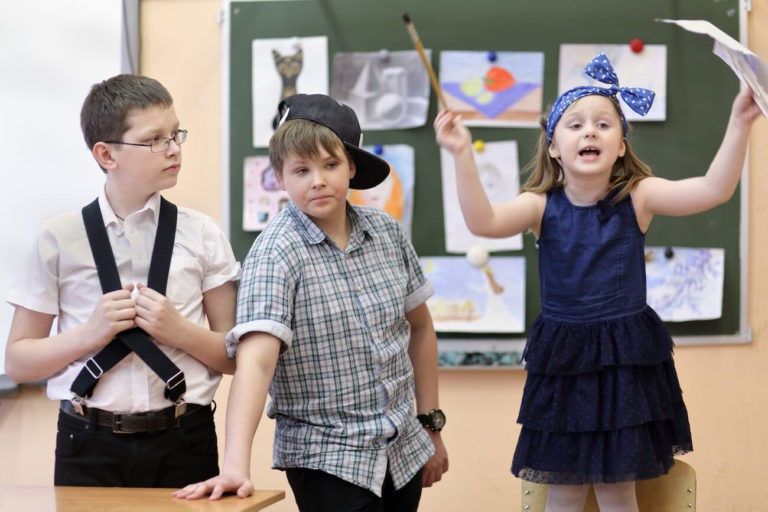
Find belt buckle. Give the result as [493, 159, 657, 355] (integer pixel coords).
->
[111, 412, 130, 434]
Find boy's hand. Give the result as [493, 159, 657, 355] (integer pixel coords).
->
[422, 431, 449, 487]
[133, 283, 186, 347]
[433, 110, 472, 155]
[84, 285, 136, 348]
[173, 473, 255, 501]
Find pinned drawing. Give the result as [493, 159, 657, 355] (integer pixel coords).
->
[439, 50, 544, 126]
[645, 246, 725, 321]
[421, 256, 525, 333]
[348, 144, 415, 236]
[242, 155, 289, 231]
[558, 44, 667, 121]
[251, 36, 328, 148]
[331, 50, 430, 129]
[440, 140, 523, 253]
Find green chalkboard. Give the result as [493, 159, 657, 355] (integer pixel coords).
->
[227, 0, 746, 352]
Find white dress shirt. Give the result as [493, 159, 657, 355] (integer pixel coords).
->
[7, 191, 240, 412]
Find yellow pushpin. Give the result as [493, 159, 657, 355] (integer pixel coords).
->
[473, 139, 485, 153]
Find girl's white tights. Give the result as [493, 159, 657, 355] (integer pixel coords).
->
[545, 481, 639, 512]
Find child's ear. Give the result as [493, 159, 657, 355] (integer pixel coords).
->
[92, 142, 118, 171]
[618, 138, 626, 158]
[548, 145, 560, 159]
[348, 158, 357, 181]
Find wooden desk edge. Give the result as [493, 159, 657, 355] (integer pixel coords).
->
[245, 489, 286, 510]
[0, 486, 285, 512]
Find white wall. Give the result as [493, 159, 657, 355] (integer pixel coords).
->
[0, 0, 124, 372]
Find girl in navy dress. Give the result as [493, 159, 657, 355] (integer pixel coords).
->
[434, 53, 761, 511]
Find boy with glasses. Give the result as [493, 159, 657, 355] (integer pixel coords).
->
[5, 74, 240, 487]
[176, 93, 449, 511]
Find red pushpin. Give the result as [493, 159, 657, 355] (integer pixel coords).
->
[629, 38, 644, 53]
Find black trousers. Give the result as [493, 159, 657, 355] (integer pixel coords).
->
[286, 466, 423, 512]
[54, 404, 219, 487]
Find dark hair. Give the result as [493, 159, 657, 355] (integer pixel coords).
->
[522, 97, 653, 204]
[80, 74, 173, 151]
[268, 119, 348, 177]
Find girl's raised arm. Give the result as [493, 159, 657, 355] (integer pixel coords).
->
[434, 110, 543, 238]
[635, 88, 761, 223]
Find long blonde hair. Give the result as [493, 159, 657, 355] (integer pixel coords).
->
[522, 98, 653, 204]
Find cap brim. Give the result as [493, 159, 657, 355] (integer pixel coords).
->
[345, 143, 390, 190]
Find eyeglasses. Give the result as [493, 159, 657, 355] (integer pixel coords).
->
[105, 130, 188, 153]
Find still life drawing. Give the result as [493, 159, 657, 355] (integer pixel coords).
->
[439, 50, 544, 126]
[331, 50, 430, 129]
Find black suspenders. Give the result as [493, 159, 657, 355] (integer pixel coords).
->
[70, 197, 186, 413]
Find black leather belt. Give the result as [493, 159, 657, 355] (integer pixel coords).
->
[60, 400, 206, 434]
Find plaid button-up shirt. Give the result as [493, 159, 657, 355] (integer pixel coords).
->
[228, 202, 435, 495]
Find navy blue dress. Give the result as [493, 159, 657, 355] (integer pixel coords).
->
[511, 187, 693, 485]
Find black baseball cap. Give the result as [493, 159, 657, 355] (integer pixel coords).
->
[273, 94, 390, 190]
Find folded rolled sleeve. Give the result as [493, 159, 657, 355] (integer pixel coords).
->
[225, 320, 293, 358]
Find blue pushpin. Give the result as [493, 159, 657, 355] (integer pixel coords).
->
[487, 51, 497, 63]
[373, 144, 384, 155]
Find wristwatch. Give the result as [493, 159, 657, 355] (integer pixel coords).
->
[417, 408, 446, 432]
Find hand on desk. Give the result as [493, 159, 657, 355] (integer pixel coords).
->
[173, 473, 254, 500]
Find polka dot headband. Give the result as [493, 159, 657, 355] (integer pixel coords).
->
[546, 53, 656, 145]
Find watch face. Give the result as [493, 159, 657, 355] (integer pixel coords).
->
[432, 410, 446, 429]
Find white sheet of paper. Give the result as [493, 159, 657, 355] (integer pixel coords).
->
[440, 141, 523, 253]
[657, 18, 768, 116]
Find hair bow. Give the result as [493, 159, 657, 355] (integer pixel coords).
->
[546, 53, 656, 145]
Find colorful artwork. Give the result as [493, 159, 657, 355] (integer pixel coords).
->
[558, 44, 667, 122]
[439, 51, 544, 126]
[251, 36, 328, 148]
[440, 140, 523, 253]
[349, 144, 415, 236]
[331, 50, 430, 129]
[646, 246, 725, 322]
[421, 256, 525, 333]
[242, 156, 289, 231]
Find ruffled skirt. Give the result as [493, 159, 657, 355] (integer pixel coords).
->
[511, 306, 693, 484]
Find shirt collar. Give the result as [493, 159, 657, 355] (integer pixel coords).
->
[286, 201, 374, 247]
[97, 188, 162, 227]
